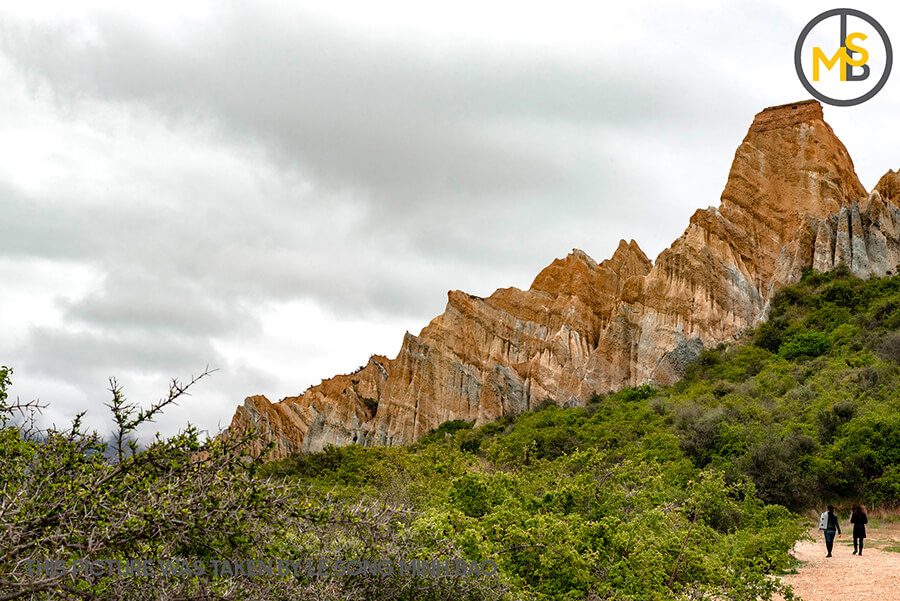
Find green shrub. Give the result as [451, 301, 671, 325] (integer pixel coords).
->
[821, 280, 860, 309]
[753, 320, 785, 353]
[615, 383, 658, 402]
[741, 429, 820, 508]
[779, 331, 831, 359]
[815, 400, 857, 444]
[419, 419, 474, 444]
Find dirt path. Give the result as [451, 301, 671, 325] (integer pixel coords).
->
[779, 522, 900, 600]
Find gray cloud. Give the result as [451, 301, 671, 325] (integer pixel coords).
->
[0, 2, 780, 212]
[22, 327, 221, 380]
[61, 270, 255, 337]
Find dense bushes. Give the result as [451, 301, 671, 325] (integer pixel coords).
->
[779, 331, 831, 359]
[678, 268, 900, 507]
[261, 386, 808, 599]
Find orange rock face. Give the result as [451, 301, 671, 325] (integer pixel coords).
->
[228, 100, 900, 459]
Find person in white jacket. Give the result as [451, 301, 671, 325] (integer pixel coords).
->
[821, 505, 842, 557]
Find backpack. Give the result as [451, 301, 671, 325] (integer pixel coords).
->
[818, 511, 829, 531]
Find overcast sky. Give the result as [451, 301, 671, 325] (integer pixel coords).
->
[2, 0, 899, 440]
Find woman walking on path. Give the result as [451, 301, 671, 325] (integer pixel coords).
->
[851, 505, 868, 555]
[823, 505, 841, 557]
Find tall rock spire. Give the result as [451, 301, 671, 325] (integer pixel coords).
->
[637, 100, 869, 385]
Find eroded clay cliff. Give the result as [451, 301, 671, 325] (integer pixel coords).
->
[229, 100, 900, 459]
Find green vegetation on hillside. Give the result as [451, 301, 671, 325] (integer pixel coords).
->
[260, 266, 900, 599]
[675, 264, 900, 508]
[5, 266, 900, 600]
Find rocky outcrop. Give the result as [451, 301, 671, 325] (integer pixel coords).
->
[789, 171, 900, 278]
[229, 100, 900, 459]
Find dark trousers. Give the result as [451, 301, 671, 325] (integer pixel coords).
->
[854, 536, 864, 554]
[824, 529, 836, 555]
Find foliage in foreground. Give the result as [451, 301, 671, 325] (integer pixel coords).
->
[0, 370, 508, 601]
[262, 413, 805, 600]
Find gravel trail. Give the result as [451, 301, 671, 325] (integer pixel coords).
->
[778, 523, 900, 600]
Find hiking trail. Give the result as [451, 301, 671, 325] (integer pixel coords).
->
[778, 522, 900, 600]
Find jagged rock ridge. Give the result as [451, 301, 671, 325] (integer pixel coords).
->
[229, 100, 900, 459]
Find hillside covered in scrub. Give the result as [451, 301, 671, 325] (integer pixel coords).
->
[257, 266, 900, 598]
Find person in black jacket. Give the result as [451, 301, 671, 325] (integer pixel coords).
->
[824, 505, 841, 557]
[851, 505, 868, 555]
